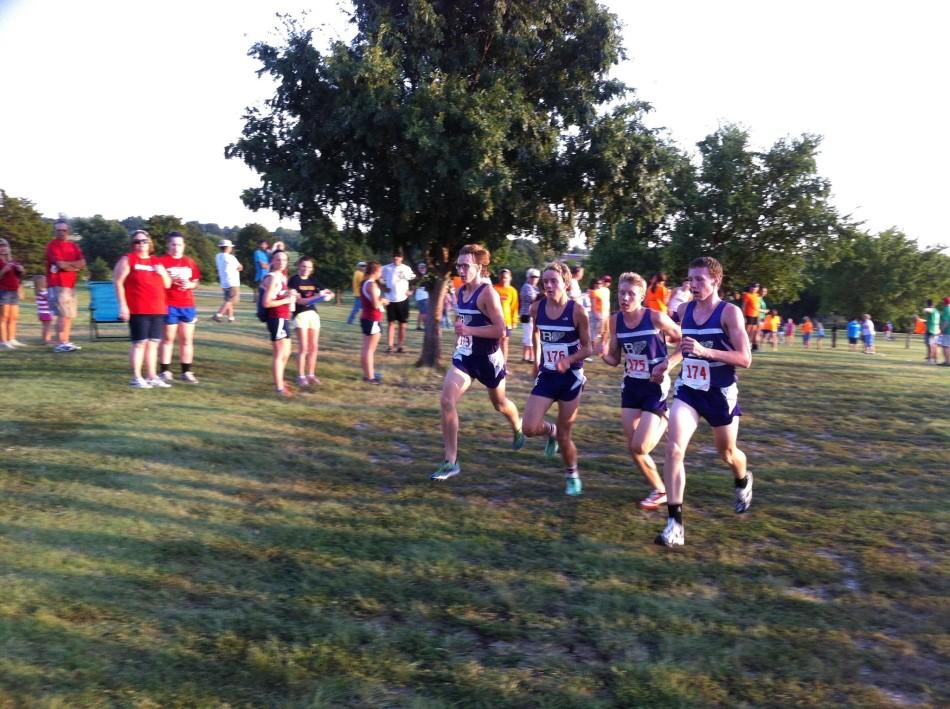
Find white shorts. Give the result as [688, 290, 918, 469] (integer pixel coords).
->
[522, 320, 534, 346]
[294, 309, 321, 329]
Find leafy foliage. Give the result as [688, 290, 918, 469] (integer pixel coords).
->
[69, 215, 129, 269]
[299, 217, 369, 291]
[0, 189, 52, 275]
[234, 223, 272, 276]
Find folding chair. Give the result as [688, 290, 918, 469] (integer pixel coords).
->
[88, 281, 126, 340]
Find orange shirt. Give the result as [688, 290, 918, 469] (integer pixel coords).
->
[493, 284, 519, 328]
[801, 321, 814, 334]
[644, 284, 669, 313]
[741, 292, 760, 318]
[914, 317, 926, 335]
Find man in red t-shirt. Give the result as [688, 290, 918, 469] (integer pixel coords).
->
[45, 221, 86, 352]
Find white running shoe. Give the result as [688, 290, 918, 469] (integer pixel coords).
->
[639, 489, 668, 511]
[160, 371, 174, 383]
[147, 377, 172, 389]
[735, 471, 754, 513]
[8, 339, 26, 348]
[180, 371, 199, 384]
[54, 342, 81, 352]
[130, 377, 152, 389]
[0, 342, 13, 350]
[654, 518, 685, 547]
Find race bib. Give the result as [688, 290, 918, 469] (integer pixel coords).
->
[681, 357, 710, 391]
[624, 353, 650, 379]
[454, 334, 472, 357]
[542, 343, 569, 370]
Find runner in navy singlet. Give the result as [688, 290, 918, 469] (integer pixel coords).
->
[656, 256, 753, 548]
[601, 272, 681, 510]
[430, 245, 526, 481]
[521, 261, 592, 496]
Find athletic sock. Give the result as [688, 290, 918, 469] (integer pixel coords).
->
[565, 465, 579, 479]
[735, 475, 749, 489]
[181, 362, 193, 374]
[546, 422, 557, 438]
[667, 504, 683, 525]
[159, 363, 170, 374]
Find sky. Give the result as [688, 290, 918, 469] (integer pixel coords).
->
[0, 0, 947, 250]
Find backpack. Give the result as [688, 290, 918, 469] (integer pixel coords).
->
[256, 285, 268, 322]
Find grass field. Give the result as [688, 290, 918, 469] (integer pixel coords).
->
[0, 289, 947, 708]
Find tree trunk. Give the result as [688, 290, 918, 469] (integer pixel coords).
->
[417, 274, 452, 368]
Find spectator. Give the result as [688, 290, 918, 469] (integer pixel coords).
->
[644, 272, 670, 314]
[784, 317, 795, 345]
[45, 220, 86, 352]
[113, 230, 171, 388]
[158, 231, 201, 384]
[212, 239, 242, 322]
[359, 261, 386, 383]
[847, 317, 861, 352]
[741, 283, 761, 351]
[519, 268, 540, 362]
[568, 264, 585, 304]
[346, 261, 367, 325]
[414, 262, 430, 331]
[288, 256, 333, 387]
[800, 316, 813, 349]
[493, 267, 518, 363]
[33, 274, 53, 345]
[667, 278, 692, 323]
[939, 298, 950, 366]
[0, 237, 26, 349]
[815, 319, 825, 350]
[924, 299, 940, 364]
[262, 250, 296, 397]
[862, 314, 876, 354]
[587, 277, 605, 358]
[380, 248, 415, 353]
[253, 239, 270, 285]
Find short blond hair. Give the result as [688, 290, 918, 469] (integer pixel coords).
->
[542, 261, 572, 285]
[618, 272, 646, 293]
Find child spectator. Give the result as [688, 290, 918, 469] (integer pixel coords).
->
[800, 316, 813, 348]
[862, 314, 876, 354]
[847, 317, 862, 351]
[815, 320, 825, 350]
[0, 238, 26, 349]
[784, 317, 795, 344]
[34, 275, 54, 344]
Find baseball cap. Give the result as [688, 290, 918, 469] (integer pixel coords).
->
[218, 239, 233, 248]
[944, 296, 950, 305]
[602, 275, 612, 284]
[526, 268, 540, 278]
[357, 261, 367, 268]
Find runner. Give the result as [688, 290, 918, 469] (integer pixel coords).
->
[521, 261, 592, 496]
[431, 245, 525, 481]
[601, 272, 681, 509]
[359, 262, 387, 383]
[288, 256, 334, 387]
[262, 250, 297, 397]
[656, 256, 752, 547]
[158, 231, 201, 383]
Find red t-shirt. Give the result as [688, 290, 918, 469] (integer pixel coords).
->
[159, 255, 200, 308]
[123, 252, 167, 315]
[0, 258, 24, 291]
[265, 272, 291, 320]
[45, 239, 84, 288]
[360, 278, 382, 321]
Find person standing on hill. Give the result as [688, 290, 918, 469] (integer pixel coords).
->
[359, 261, 387, 384]
[924, 299, 941, 363]
[253, 239, 270, 285]
[493, 268, 519, 363]
[847, 317, 861, 351]
[656, 256, 752, 548]
[519, 268, 541, 362]
[212, 239, 242, 322]
[0, 238, 26, 349]
[288, 256, 333, 387]
[381, 248, 415, 353]
[45, 220, 86, 352]
[114, 230, 172, 388]
[939, 298, 950, 365]
[346, 261, 366, 325]
[158, 231, 201, 384]
[262, 250, 297, 397]
[430, 244, 525, 481]
[741, 283, 761, 352]
[800, 316, 814, 349]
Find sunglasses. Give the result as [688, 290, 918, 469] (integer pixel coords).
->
[132, 239, 149, 245]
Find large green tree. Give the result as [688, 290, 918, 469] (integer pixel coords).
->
[227, 1, 670, 365]
[299, 217, 369, 292]
[813, 227, 950, 328]
[70, 215, 128, 269]
[667, 125, 844, 300]
[0, 190, 51, 275]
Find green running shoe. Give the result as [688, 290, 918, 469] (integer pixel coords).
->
[430, 460, 461, 481]
[512, 429, 526, 451]
[545, 433, 559, 458]
[565, 476, 582, 496]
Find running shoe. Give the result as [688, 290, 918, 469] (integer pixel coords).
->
[275, 387, 293, 398]
[565, 476, 582, 496]
[7, 339, 26, 348]
[53, 342, 81, 352]
[180, 371, 199, 384]
[734, 471, 754, 513]
[211, 314, 223, 322]
[654, 518, 685, 547]
[397, 346, 405, 354]
[0, 342, 13, 350]
[430, 460, 461, 481]
[130, 377, 152, 389]
[160, 371, 174, 383]
[297, 375, 310, 387]
[512, 428, 526, 451]
[362, 375, 383, 384]
[639, 489, 668, 511]
[307, 375, 322, 386]
[227, 316, 236, 322]
[544, 424, 559, 458]
[147, 377, 172, 389]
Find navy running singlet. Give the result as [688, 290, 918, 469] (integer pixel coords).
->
[455, 283, 499, 357]
[616, 308, 668, 381]
[536, 298, 582, 371]
[678, 300, 736, 390]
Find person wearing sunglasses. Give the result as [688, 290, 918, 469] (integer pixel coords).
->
[430, 244, 526, 481]
[113, 230, 172, 388]
[44, 220, 86, 352]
